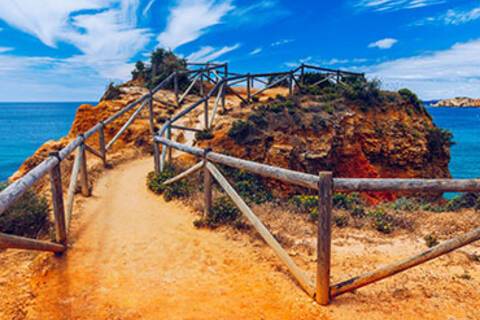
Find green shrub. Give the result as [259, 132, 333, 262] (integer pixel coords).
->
[228, 120, 255, 144]
[398, 88, 423, 109]
[424, 234, 439, 248]
[391, 197, 419, 212]
[147, 166, 191, 201]
[333, 193, 363, 211]
[221, 166, 272, 205]
[341, 78, 383, 108]
[290, 195, 318, 212]
[195, 129, 214, 141]
[447, 193, 479, 211]
[100, 82, 122, 101]
[368, 208, 394, 234]
[351, 206, 366, 218]
[427, 127, 454, 158]
[195, 196, 240, 228]
[247, 113, 268, 129]
[0, 184, 49, 237]
[334, 214, 349, 228]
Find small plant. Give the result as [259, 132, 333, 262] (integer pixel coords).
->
[196, 196, 240, 228]
[398, 88, 424, 109]
[368, 208, 394, 234]
[334, 214, 349, 228]
[458, 271, 472, 280]
[100, 82, 122, 101]
[0, 184, 49, 237]
[147, 166, 191, 201]
[351, 206, 366, 218]
[228, 120, 255, 144]
[247, 113, 268, 129]
[333, 193, 363, 211]
[341, 78, 383, 108]
[221, 166, 272, 205]
[290, 195, 318, 212]
[427, 127, 454, 159]
[195, 129, 214, 141]
[391, 197, 419, 212]
[424, 234, 439, 248]
[446, 192, 479, 211]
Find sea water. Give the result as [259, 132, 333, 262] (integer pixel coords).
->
[0, 102, 92, 182]
[0, 103, 478, 183]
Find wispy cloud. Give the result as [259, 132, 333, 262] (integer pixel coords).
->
[368, 38, 398, 49]
[249, 48, 262, 55]
[356, 0, 445, 12]
[229, 0, 289, 25]
[0, 0, 150, 80]
[284, 56, 312, 68]
[0, 47, 13, 53]
[414, 6, 480, 26]
[157, 0, 234, 50]
[142, 0, 156, 16]
[186, 43, 240, 62]
[368, 38, 480, 99]
[271, 39, 294, 47]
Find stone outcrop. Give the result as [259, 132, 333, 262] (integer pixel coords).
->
[432, 97, 480, 107]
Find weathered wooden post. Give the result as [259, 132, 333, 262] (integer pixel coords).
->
[221, 64, 228, 113]
[204, 97, 209, 130]
[98, 121, 107, 167]
[203, 149, 212, 218]
[336, 71, 340, 84]
[148, 91, 160, 174]
[49, 152, 67, 246]
[317, 171, 333, 305]
[288, 72, 294, 96]
[300, 64, 305, 86]
[78, 138, 90, 197]
[167, 119, 172, 163]
[246, 73, 251, 103]
[200, 70, 205, 97]
[174, 71, 179, 106]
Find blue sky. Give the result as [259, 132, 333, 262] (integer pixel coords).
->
[0, 0, 479, 101]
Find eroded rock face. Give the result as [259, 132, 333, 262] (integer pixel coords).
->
[201, 94, 451, 204]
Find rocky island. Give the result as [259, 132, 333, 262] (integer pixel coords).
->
[432, 97, 480, 107]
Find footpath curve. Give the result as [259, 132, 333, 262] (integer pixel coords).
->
[23, 157, 325, 320]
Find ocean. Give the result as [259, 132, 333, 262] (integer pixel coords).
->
[0, 102, 94, 182]
[0, 103, 478, 183]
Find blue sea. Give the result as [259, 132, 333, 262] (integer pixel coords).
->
[0, 103, 478, 184]
[0, 102, 94, 182]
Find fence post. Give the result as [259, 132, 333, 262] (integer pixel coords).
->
[246, 73, 251, 103]
[98, 121, 107, 167]
[221, 64, 228, 113]
[49, 152, 67, 246]
[289, 72, 294, 96]
[148, 91, 160, 174]
[174, 71, 179, 106]
[200, 70, 205, 97]
[203, 150, 212, 218]
[300, 64, 305, 86]
[79, 139, 90, 197]
[167, 120, 172, 163]
[204, 97, 209, 130]
[317, 171, 332, 305]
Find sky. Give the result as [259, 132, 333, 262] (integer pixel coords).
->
[0, 0, 479, 101]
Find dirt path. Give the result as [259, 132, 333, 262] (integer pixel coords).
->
[23, 157, 325, 320]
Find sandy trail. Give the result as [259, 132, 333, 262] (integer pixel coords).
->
[24, 157, 325, 320]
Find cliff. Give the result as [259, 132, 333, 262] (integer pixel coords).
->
[11, 79, 452, 205]
[198, 86, 452, 204]
[432, 97, 480, 107]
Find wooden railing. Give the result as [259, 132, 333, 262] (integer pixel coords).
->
[153, 137, 480, 305]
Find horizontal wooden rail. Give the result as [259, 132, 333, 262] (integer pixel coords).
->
[0, 232, 66, 253]
[331, 225, 480, 297]
[155, 137, 480, 193]
[106, 101, 147, 150]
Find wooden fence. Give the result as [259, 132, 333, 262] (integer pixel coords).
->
[3, 60, 473, 307]
[154, 136, 480, 305]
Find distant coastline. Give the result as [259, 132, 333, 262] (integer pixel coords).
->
[430, 97, 480, 108]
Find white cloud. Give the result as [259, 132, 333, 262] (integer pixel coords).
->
[271, 39, 294, 47]
[250, 48, 262, 55]
[0, 47, 13, 53]
[416, 6, 480, 26]
[356, 0, 445, 12]
[368, 38, 398, 49]
[186, 44, 240, 62]
[157, 0, 234, 50]
[142, 0, 156, 16]
[368, 39, 480, 99]
[284, 56, 312, 68]
[0, 0, 150, 80]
